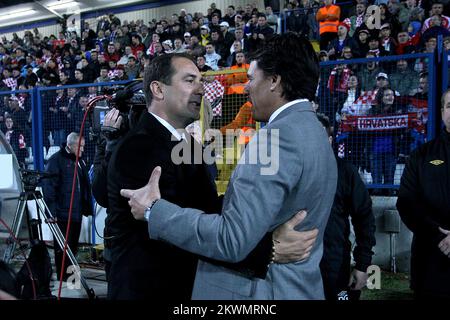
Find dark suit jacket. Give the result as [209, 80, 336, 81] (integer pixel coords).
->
[106, 112, 271, 300]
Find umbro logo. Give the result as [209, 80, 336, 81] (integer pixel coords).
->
[429, 160, 444, 165]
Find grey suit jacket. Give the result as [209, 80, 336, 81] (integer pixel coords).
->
[148, 101, 338, 299]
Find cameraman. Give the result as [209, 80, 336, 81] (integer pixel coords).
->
[91, 108, 123, 280]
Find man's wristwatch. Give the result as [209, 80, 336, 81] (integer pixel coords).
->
[144, 199, 159, 221]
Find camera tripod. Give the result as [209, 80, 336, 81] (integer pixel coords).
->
[2, 173, 96, 299]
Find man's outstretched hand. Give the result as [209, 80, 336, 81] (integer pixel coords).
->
[120, 166, 162, 220]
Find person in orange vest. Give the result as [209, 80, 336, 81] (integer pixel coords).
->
[316, 0, 341, 50]
[220, 101, 255, 145]
[226, 51, 249, 95]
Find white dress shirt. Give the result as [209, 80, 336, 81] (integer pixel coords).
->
[268, 99, 309, 124]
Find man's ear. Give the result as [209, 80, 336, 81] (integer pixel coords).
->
[270, 74, 282, 92]
[150, 81, 164, 100]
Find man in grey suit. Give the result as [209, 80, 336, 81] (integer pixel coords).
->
[121, 32, 338, 299]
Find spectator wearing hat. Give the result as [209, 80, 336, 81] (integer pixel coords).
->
[200, 25, 211, 46]
[219, 21, 235, 49]
[182, 32, 191, 48]
[161, 40, 174, 53]
[379, 23, 396, 54]
[327, 21, 358, 60]
[125, 54, 140, 80]
[353, 71, 400, 112]
[374, 72, 390, 91]
[355, 28, 370, 57]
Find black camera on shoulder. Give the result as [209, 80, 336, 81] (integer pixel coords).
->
[90, 80, 146, 140]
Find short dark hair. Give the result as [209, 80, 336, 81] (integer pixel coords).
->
[143, 53, 194, 106]
[249, 32, 319, 101]
[132, 34, 142, 42]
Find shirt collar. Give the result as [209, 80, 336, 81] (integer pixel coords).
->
[150, 112, 186, 141]
[268, 99, 309, 124]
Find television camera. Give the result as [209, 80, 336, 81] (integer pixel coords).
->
[89, 79, 146, 140]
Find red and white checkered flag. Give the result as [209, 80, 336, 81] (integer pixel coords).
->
[203, 79, 224, 117]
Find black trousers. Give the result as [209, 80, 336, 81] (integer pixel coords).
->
[319, 32, 337, 51]
[53, 220, 82, 281]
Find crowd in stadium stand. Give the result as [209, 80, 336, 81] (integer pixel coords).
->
[0, 0, 448, 171]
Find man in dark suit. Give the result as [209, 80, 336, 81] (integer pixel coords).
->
[106, 53, 316, 300]
[44, 132, 92, 281]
